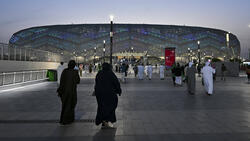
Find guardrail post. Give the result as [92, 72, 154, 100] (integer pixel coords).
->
[3, 73, 5, 85]
[22, 71, 25, 82]
[30, 71, 32, 81]
[13, 72, 16, 84]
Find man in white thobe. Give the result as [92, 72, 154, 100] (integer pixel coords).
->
[147, 64, 153, 80]
[201, 62, 215, 95]
[137, 64, 144, 80]
[159, 64, 165, 80]
[57, 62, 65, 85]
[144, 65, 148, 77]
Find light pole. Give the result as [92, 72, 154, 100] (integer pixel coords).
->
[94, 47, 96, 66]
[197, 41, 201, 76]
[226, 33, 230, 61]
[110, 15, 114, 65]
[188, 48, 191, 62]
[103, 40, 106, 63]
[84, 49, 87, 62]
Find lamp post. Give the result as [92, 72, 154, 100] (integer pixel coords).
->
[197, 41, 201, 76]
[103, 40, 106, 63]
[94, 47, 96, 66]
[188, 48, 191, 62]
[226, 33, 230, 61]
[84, 49, 87, 62]
[110, 15, 114, 65]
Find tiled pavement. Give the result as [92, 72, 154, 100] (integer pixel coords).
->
[0, 73, 250, 141]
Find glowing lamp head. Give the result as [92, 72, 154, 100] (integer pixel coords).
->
[110, 15, 114, 21]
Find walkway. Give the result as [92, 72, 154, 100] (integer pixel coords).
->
[0, 74, 250, 141]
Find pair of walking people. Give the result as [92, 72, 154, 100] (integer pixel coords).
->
[186, 61, 215, 96]
[57, 61, 121, 128]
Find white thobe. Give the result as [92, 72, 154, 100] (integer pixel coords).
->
[147, 65, 153, 79]
[144, 65, 148, 77]
[57, 65, 65, 84]
[201, 66, 215, 94]
[159, 65, 165, 79]
[137, 65, 144, 80]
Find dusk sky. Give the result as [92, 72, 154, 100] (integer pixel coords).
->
[0, 0, 249, 57]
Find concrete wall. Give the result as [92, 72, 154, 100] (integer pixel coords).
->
[0, 60, 60, 72]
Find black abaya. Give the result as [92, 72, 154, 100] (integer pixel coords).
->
[94, 69, 121, 125]
[57, 68, 80, 124]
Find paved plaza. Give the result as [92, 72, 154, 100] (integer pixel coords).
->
[0, 73, 250, 141]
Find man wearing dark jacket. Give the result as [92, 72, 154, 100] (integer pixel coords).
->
[94, 63, 122, 128]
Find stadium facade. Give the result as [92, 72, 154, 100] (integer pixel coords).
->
[9, 24, 240, 63]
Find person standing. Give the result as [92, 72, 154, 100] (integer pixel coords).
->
[174, 63, 182, 86]
[57, 60, 80, 125]
[147, 64, 153, 80]
[57, 62, 65, 85]
[95, 63, 122, 128]
[221, 63, 227, 81]
[121, 63, 126, 82]
[186, 62, 197, 95]
[171, 63, 176, 86]
[89, 64, 93, 73]
[201, 62, 216, 96]
[246, 65, 250, 83]
[79, 64, 83, 77]
[159, 64, 165, 80]
[133, 64, 138, 78]
[137, 64, 144, 80]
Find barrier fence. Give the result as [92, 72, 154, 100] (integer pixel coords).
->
[0, 70, 47, 86]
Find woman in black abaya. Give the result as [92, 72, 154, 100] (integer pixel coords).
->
[57, 60, 80, 125]
[95, 63, 122, 128]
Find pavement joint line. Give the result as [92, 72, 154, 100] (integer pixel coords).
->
[0, 119, 95, 124]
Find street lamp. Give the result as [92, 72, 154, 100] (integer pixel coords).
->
[197, 41, 201, 76]
[94, 47, 96, 66]
[103, 40, 106, 63]
[83, 49, 87, 62]
[110, 15, 114, 65]
[188, 48, 190, 62]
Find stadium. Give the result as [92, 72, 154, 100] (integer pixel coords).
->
[9, 24, 241, 64]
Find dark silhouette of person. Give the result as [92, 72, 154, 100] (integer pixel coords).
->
[221, 63, 227, 81]
[94, 63, 122, 128]
[57, 60, 80, 125]
[171, 63, 176, 86]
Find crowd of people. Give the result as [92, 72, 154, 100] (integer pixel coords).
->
[56, 59, 250, 128]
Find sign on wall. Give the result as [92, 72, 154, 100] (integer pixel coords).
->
[165, 47, 175, 68]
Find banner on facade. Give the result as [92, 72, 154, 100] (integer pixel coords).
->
[165, 47, 175, 68]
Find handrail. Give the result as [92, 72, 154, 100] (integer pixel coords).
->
[0, 70, 47, 86]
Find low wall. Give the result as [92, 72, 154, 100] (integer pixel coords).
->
[0, 60, 60, 72]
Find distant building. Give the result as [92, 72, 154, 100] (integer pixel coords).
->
[9, 24, 240, 62]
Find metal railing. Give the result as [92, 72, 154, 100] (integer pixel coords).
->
[0, 70, 47, 86]
[0, 43, 72, 62]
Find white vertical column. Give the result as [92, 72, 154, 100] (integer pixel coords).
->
[22, 72, 25, 82]
[3, 73, 5, 85]
[13, 72, 16, 84]
[30, 71, 32, 81]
